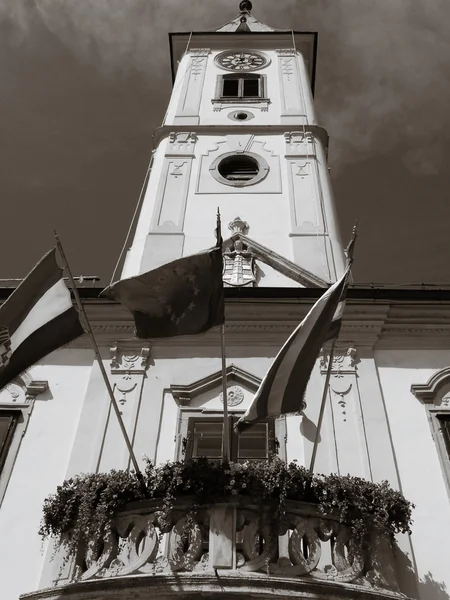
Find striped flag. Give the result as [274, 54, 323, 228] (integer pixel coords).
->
[234, 267, 350, 434]
[0, 249, 84, 390]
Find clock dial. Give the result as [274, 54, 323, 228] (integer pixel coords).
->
[216, 50, 269, 72]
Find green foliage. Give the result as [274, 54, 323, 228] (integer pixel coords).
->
[40, 458, 413, 558]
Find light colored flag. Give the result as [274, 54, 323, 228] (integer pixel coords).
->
[0, 249, 84, 390]
[234, 267, 350, 434]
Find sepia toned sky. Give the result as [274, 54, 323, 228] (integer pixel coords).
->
[0, 0, 449, 285]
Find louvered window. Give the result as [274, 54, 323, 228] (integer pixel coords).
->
[218, 155, 259, 182]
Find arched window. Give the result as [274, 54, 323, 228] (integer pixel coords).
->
[411, 367, 450, 491]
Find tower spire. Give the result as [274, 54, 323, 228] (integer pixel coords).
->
[216, 1, 274, 32]
[239, 0, 253, 12]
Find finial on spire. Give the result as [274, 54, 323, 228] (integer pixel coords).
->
[239, 1, 252, 13]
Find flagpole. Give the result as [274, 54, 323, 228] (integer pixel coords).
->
[53, 231, 148, 495]
[221, 324, 230, 463]
[309, 337, 336, 473]
[309, 222, 357, 472]
[216, 209, 230, 463]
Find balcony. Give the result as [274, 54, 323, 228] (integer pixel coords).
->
[23, 460, 413, 600]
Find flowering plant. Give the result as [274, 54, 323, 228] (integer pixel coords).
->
[40, 458, 413, 559]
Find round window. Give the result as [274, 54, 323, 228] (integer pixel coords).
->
[210, 152, 269, 187]
[218, 155, 259, 182]
[228, 110, 255, 122]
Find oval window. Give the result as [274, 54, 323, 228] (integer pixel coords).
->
[218, 155, 259, 182]
[210, 151, 270, 187]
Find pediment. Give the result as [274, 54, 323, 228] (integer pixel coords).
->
[223, 232, 327, 288]
[411, 366, 450, 404]
[170, 364, 261, 407]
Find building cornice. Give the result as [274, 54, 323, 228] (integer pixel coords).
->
[152, 125, 330, 151]
[2, 287, 450, 350]
[58, 296, 450, 350]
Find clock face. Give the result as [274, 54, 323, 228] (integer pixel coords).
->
[216, 50, 269, 72]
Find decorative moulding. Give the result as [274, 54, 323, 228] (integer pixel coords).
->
[222, 232, 327, 288]
[411, 366, 450, 403]
[210, 150, 270, 188]
[170, 364, 261, 407]
[228, 216, 249, 235]
[276, 49, 298, 57]
[223, 219, 257, 287]
[219, 385, 244, 407]
[166, 132, 198, 157]
[188, 48, 211, 57]
[110, 346, 150, 375]
[1, 375, 49, 404]
[153, 124, 329, 151]
[284, 131, 316, 158]
[320, 347, 357, 375]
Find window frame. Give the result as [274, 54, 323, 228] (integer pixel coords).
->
[428, 407, 450, 494]
[0, 411, 20, 475]
[213, 74, 269, 106]
[176, 409, 286, 463]
[209, 151, 270, 188]
[0, 403, 32, 506]
[411, 370, 450, 500]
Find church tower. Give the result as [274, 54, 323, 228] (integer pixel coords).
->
[121, 0, 346, 288]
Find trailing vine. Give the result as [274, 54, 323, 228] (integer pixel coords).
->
[39, 458, 413, 560]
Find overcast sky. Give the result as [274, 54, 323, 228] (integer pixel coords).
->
[0, 0, 449, 285]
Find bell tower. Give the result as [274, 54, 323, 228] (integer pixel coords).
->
[121, 1, 345, 287]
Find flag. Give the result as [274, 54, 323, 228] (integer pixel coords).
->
[344, 221, 357, 266]
[0, 249, 84, 390]
[234, 267, 350, 434]
[101, 246, 224, 339]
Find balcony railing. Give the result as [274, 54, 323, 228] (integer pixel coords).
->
[52, 497, 401, 594]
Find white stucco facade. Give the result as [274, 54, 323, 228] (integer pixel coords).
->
[1, 5, 450, 600]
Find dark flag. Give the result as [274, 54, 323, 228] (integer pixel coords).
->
[0, 249, 84, 390]
[101, 247, 224, 339]
[234, 266, 350, 434]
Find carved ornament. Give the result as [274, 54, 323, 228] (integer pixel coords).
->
[167, 132, 197, 156]
[223, 237, 257, 287]
[1, 374, 48, 405]
[188, 48, 211, 57]
[276, 49, 297, 57]
[110, 347, 150, 376]
[220, 385, 244, 407]
[284, 131, 315, 157]
[320, 348, 357, 375]
[228, 216, 249, 235]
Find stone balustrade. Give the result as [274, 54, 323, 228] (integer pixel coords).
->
[63, 497, 398, 593]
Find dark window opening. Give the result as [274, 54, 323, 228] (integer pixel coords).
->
[184, 416, 275, 462]
[217, 74, 264, 100]
[222, 78, 240, 97]
[218, 155, 259, 182]
[0, 412, 19, 475]
[243, 78, 260, 97]
[438, 415, 450, 459]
